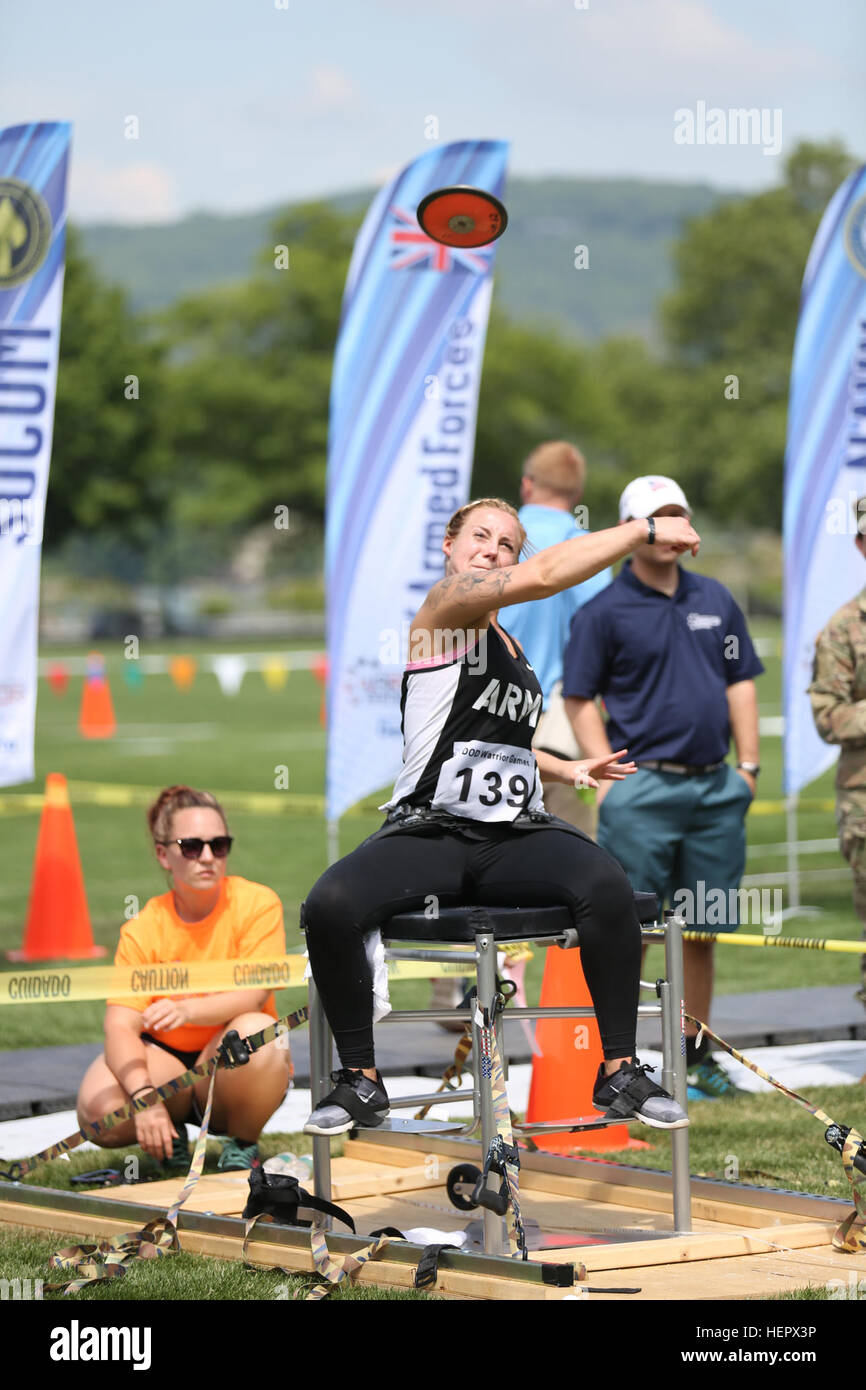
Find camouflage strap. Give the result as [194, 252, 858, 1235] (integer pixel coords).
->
[0, 1006, 309, 1181]
[304, 1227, 391, 1300]
[473, 992, 527, 1260]
[45, 1062, 219, 1294]
[414, 1022, 537, 1149]
[414, 1026, 472, 1121]
[687, 1013, 866, 1254]
[165, 1058, 219, 1229]
[43, 1009, 311, 1294]
[489, 1025, 526, 1259]
[46, 1218, 181, 1296]
[835, 1129, 866, 1254]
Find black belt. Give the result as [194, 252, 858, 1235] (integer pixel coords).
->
[640, 760, 724, 777]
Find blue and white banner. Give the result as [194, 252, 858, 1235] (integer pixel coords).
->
[326, 140, 508, 821]
[0, 122, 71, 787]
[783, 165, 866, 794]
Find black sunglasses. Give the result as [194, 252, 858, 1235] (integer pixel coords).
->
[160, 836, 233, 860]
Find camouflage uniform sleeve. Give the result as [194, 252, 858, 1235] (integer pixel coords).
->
[808, 616, 866, 744]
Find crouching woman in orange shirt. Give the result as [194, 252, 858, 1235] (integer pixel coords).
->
[76, 785, 292, 1172]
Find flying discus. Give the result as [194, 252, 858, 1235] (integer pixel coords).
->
[416, 185, 508, 248]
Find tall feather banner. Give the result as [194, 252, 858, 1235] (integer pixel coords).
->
[325, 140, 508, 822]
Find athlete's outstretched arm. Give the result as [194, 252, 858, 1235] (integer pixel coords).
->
[534, 747, 637, 788]
[416, 517, 699, 629]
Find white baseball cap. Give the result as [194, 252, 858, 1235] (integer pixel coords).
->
[618, 475, 691, 523]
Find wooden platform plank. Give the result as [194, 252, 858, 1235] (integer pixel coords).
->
[345, 1183, 752, 1241]
[346, 1136, 824, 1229]
[535, 1221, 844, 1272]
[3, 1188, 860, 1302]
[0, 1200, 572, 1301]
[590, 1246, 866, 1300]
[95, 1172, 250, 1214]
[87, 1155, 451, 1212]
[329, 1155, 450, 1202]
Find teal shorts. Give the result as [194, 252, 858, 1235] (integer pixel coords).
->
[597, 764, 754, 932]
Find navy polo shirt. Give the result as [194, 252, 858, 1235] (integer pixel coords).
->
[562, 563, 764, 765]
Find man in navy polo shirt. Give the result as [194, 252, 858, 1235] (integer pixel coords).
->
[563, 476, 764, 1100]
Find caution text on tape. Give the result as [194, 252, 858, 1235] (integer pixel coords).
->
[0, 953, 474, 1005]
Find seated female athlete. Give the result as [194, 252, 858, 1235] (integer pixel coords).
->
[77, 785, 291, 1172]
[302, 499, 700, 1135]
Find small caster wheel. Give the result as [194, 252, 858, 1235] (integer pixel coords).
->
[446, 1162, 481, 1211]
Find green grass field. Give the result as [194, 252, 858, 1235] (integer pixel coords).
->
[2, 1086, 864, 1301]
[0, 620, 860, 1048]
[0, 631, 863, 1303]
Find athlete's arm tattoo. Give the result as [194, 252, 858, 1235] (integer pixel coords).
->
[425, 567, 515, 620]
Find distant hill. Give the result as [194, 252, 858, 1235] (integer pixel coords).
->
[80, 176, 734, 343]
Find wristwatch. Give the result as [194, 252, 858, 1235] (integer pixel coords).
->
[737, 761, 760, 777]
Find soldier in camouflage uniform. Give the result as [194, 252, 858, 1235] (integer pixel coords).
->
[808, 512, 866, 1007]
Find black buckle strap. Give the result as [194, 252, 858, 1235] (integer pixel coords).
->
[826, 1124, 866, 1178]
[605, 1064, 663, 1120]
[414, 1242, 461, 1289]
[471, 1134, 520, 1216]
[243, 1166, 355, 1233]
[323, 1071, 386, 1125]
[218, 1029, 251, 1068]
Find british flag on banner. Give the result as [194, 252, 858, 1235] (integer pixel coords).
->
[388, 205, 494, 274]
[325, 139, 508, 824]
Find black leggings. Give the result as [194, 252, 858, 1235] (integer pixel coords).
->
[302, 821, 641, 1069]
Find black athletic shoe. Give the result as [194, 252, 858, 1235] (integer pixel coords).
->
[303, 1068, 390, 1136]
[592, 1059, 689, 1130]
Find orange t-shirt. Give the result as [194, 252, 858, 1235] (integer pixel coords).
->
[108, 876, 287, 1053]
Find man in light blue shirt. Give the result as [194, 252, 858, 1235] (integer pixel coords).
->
[505, 441, 611, 833]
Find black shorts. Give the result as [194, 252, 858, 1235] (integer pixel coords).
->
[140, 1032, 201, 1071]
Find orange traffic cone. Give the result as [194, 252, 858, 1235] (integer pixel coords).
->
[8, 773, 106, 961]
[312, 653, 329, 728]
[79, 652, 116, 739]
[526, 947, 648, 1153]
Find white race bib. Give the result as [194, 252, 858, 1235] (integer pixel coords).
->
[432, 740, 542, 821]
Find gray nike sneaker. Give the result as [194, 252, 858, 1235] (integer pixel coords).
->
[592, 1059, 689, 1130]
[303, 1068, 390, 1136]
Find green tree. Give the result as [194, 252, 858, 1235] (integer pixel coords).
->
[659, 140, 858, 526]
[159, 203, 356, 531]
[473, 312, 620, 517]
[47, 227, 169, 549]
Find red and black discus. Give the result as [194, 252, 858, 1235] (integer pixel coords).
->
[416, 185, 508, 248]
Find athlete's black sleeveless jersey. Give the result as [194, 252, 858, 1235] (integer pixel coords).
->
[382, 623, 546, 822]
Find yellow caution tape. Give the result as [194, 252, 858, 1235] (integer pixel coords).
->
[748, 798, 836, 816]
[0, 781, 839, 820]
[0, 953, 473, 1005]
[0, 781, 383, 819]
[680, 930, 865, 954]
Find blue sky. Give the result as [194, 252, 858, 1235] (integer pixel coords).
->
[1, 0, 863, 223]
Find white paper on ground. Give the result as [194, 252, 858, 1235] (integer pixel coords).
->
[401, 1227, 468, 1247]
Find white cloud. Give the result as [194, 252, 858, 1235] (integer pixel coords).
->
[586, 0, 829, 84]
[308, 65, 360, 114]
[69, 159, 178, 224]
